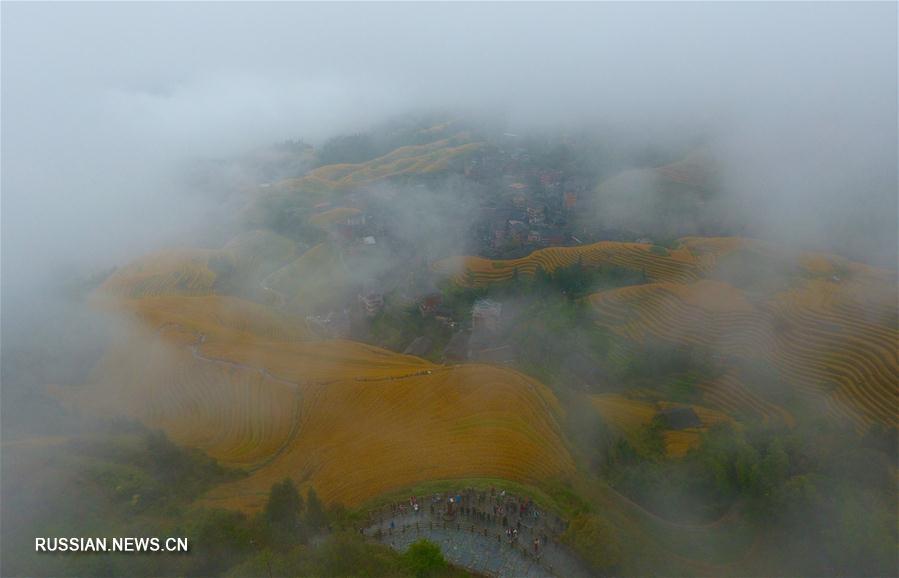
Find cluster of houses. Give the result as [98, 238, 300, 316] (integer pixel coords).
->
[463, 145, 594, 257]
[313, 201, 381, 249]
[295, 134, 604, 358]
[380, 293, 516, 365]
[418, 293, 456, 328]
[479, 204, 569, 252]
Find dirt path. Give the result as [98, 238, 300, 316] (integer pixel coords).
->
[260, 268, 287, 308]
[156, 324, 306, 471]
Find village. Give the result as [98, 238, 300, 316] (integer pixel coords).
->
[296, 136, 606, 367]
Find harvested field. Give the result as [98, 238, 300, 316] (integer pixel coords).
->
[53, 295, 575, 511]
[101, 249, 222, 298]
[439, 237, 897, 432]
[588, 271, 897, 430]
[589, 394, 731, 457]
[270, 136, 483, 197]
[433, 241, 701, 287]
[101, 231, 299, 299]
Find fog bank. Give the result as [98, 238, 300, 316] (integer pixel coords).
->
[3, 2, 896, 302]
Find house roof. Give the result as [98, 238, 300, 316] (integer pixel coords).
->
[658, 407, 702, 430]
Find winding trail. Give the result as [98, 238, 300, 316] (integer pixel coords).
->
[260, 268, 287, 308]
[156, 323, 306, 471]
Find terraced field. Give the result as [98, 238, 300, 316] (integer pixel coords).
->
[441, 237, 897, 432]
[433, 241, 701, 287]
[587, 280, 767, 360]
[202, 359, 573, 510]
[52, 325, 302, 468]
[54, 294, 575, 511]
[694, 372, 795, 427]
[589, 394, 656, 439]
[100, 232, 363, 316]
[584, 242, 897, 430]
[62, 231, 895, 575]
[589, 394, 732, 457]
[115, 294, 312, 342]
[269, 135, 483, 199]
[308, 206, 360, 226]
[223, 229, 300, 269]
[263, 243, 348, 310]
[101, 249, 222, 298]
[589, 279, 898, 429]
[102, 230, 300, 299]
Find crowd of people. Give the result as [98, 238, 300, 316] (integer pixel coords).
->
[365, 486, 570, 564]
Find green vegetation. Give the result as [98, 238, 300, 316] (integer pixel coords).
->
[616, 340, 722, 389]
[317, 133, 379, 166]
[432, 259, 649, 387]
[402, 539, 447, 577]
[583, 419, 897, 575]
[264, 478, 305, 545]
[252, 194, 328, 245]
[1, 417, 480, 578]
[6, 118, 897, 578]
[1, 424, 243, 577]
[227, 534, 469, 578]
[367, 295, 453, 360]
[562, 514, 622, 572]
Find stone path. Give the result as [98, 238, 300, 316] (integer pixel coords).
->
[363, 496, 592, 578]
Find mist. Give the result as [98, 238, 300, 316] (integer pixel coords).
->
[3, 2, 896, 301]
[2, 3, 897, 577]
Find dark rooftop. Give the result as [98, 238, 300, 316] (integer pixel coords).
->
[658, 407, 702, 430]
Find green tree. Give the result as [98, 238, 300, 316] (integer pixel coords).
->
[402, 539, 447, 578]
[317, 133, 377, 165]
[305, 487, 328, 531]
[264, 478, 304, 532]
[183, 509, 254, 576]
[534, 266, 552, 293]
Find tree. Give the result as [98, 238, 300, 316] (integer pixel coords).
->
[534, 266, 552, 293]
[264, 478, 304, 532]
[305, 488, 328, 531]
[184, 509, 254, 576]
[402, 539, 446, 578]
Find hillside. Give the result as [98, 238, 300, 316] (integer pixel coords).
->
[52, 294, 575, 510]
[437, 237, 898, 432]
[19, 128, 896, 577]
[264, 134, 483, 201]
[263, 243, 351, 313]
[433, 241, 700, 286]
[101, 230, 301, 301]
[590, 394, 732, 457]
[101, 249, 223, 298]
